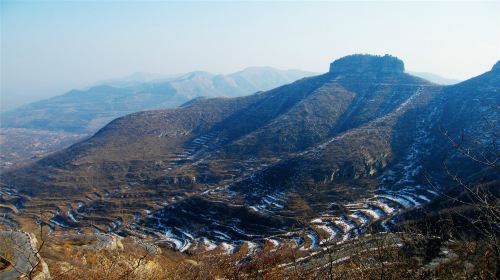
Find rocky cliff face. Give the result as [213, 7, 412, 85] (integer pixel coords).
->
[1, 54, 497, 255]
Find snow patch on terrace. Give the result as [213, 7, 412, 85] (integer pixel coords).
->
[369, 200, 395, 214]
[220, 242, 236, 254]
[376, 194, 413, 208]
[213, 230, 231, 240]
[349, 212, 370, 225]
[163, 229, 191, 252]
[317, 224, 338, 244]
[266, 238, 280, 249]
[359, 208, 383, 220]
[302, 231, 319, 250]
[202, 238, 217, 251]
[67, 211, 77, 222]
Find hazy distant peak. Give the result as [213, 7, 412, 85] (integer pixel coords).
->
[128, 71, 167, 80]
[178, 71, 214, 80]
[94, 72, 173, 88]
[1, 66, 314, 133]
[232, 66, 315, 76]
[239, 66, 277, 72]
[408, 71, 461, 85]
[329, 54, 404, 74]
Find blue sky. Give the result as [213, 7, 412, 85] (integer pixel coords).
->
[1, 1, 499, 111]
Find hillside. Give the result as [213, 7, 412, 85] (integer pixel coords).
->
[0, 54, 498, 261]
[0, 67, 314, 169]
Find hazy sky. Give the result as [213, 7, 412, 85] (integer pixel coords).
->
[1, 1, 499, 111]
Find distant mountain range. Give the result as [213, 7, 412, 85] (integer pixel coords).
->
[1, 67, 315, 134]
[0, 67, 314, 169]
[1, 54, 497, 255]
[408, 71, 461, 85]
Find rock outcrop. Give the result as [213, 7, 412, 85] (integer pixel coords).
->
[329, 54, 405, 74]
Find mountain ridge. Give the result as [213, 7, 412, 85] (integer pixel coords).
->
[0, 54, 498, 256]
[1, 67, 316, 133]
[0, 67, 315, 170]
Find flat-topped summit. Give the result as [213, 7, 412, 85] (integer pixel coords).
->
[329, 54, 405, 74]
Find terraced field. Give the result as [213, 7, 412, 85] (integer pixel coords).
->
[1, 55, 498, 262]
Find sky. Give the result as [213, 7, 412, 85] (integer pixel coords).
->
[1, 1, 499, 112]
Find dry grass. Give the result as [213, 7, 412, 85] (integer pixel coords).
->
[37, 232, 499, 280]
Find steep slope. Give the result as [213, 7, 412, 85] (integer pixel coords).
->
[1, 55, 497, 256]
[220, 55, 431, 158]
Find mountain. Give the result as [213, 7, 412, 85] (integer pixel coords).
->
[408, 71, 461, 85]
[0, 54, 497, 256]
[1, 67, 315, 134]
[94, 72, 181, 88]
[0, 67, 314, 169]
